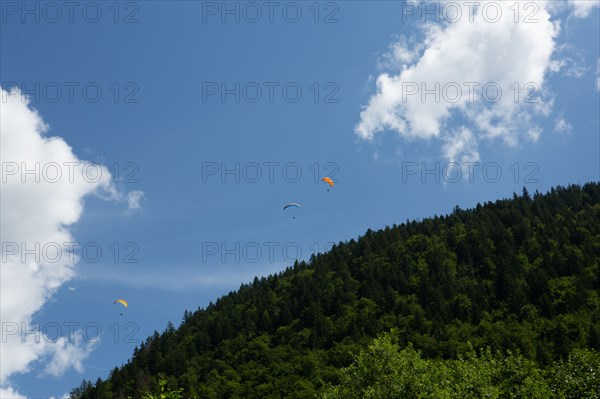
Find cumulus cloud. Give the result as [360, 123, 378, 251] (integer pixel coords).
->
[568, 0, 600, 18]
[77, 263, 287, 292]
[597, 58, 600, 91]
[0, 387, 27, 399]
[549, 44, 592, 78]
[554, 116, 574, 134]
[126, 190, 145, 212]
[377, 35, 426, 70]
[0, 88, 138, 395]
[442, 127, 480, 165]
[356, 1, 568, 162]
[43, 332, 97, 377]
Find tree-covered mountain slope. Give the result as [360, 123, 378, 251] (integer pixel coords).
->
[70, 182, 600, 398]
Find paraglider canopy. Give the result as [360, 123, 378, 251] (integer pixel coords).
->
[114, 299, 128, 316]
[321, 177, 334, 187]
[283, 203, 301, 219]
[321, 177, 334, 191]
[114, 299, 128, 307]
[283, 203, 301, 210]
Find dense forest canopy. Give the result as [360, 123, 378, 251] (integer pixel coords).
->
[70, 182, 600, 398]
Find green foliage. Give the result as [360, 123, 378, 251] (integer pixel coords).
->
[140, 377, 186, 399]
[548, 348, 600, 398]
[70, 183, 600, 398]
[324, 331, 600, 399]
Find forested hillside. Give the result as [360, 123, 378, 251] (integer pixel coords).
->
[70, 183, 600, 398]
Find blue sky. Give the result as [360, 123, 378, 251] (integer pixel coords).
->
[1, 1, 599, 397]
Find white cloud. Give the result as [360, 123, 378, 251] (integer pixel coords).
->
[527, 126, 542, 142]
[377, 35, 426, 70]
[0, 88, 132, 395]
[355, 1, 559, 163]
[126, 190, 145, 212]
[442, 127, 480, 165]
[597, 58, 600, 91]
[550, 44, 592, 78]
[0, 387, 27, 399]
[564, 62, 589, 78]
[391, 38, 420, 64]
[568, 0, 600, 18]
[554, 117, 573, 134]
[77, 263, 286, 292]
[43, 332, 96, 378]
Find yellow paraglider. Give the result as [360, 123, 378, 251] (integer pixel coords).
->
[114, 299, 128, 316]
[114, 299, 128, 307]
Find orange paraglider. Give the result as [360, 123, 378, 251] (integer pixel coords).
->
[321, 177, 334, 191]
